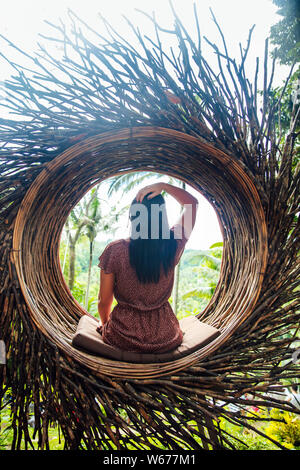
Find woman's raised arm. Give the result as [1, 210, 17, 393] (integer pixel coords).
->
[135, 182, 198, 239]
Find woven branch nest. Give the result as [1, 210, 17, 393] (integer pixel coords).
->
[13, 126, 268, 379]
[1, 7, 299, 450]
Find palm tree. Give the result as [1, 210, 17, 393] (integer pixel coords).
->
[84, 190, 126, 309]
[182, 243, 223, 303]
[172, 180, 186, 316]
[106, 172, 158, 197]
[65, 198, 95, 290]
[84, 186, 102, 309]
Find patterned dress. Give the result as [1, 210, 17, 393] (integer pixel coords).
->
[98, 224, 189, 353]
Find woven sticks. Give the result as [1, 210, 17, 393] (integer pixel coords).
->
[12, 127, 268, 379]
[0, 6, 299, 450]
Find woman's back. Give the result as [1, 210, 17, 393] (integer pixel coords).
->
[97, 182, 198, 353]
[98, 224, 188, 310]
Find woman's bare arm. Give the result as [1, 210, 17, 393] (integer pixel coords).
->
[98, 270, 114, 326]
[135, 182, 198, 238]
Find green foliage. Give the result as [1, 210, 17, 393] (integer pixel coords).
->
[264, 409, 300, 449]
[180, 245, 222, 308]
[107, 172, 161, 196]
[0, 414, 12, 450]
[268, 1, 300, 156]
[3, 399, 299, 450]
[219, 407, 300, 450]
[59, 238, 223, 319]
[209, 242, 223, 249]
[85, 187, 102, 240]
[0, 415, 65, 450]
[265, 70, 300, 145]
[270, 0, 300, 65]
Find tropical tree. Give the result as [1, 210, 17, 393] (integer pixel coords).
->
[172, 180, 186, 316]
[84, 194, 127, 309]
[182, 242, 223, 303]
[62, 177, 128, 295]
[64, 199, 94, 291]
[267, 0, 300, 167]
[84, 186, 102, 309]
[106, 171, 161, 197]
[270, 0, 300, 65]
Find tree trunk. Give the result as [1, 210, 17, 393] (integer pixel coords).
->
[173, 259, 180, 316]
[67, 222, 85, 291]
[68, 242, 76, 291]
[85, 239, 94, 310]
[62, 235, 69, 275]
[172, 181, 185, 316]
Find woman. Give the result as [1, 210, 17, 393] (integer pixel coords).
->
[97, 182, 198, 353]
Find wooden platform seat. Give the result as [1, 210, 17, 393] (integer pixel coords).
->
[72, 314, 221, 363]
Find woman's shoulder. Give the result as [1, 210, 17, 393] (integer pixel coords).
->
[98, 238, 128, 271]
[105, 238, 129, 251]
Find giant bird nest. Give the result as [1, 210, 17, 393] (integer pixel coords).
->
[0, 7, 299, 450]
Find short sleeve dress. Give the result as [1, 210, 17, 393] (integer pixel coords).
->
[97, 224, 189, 353]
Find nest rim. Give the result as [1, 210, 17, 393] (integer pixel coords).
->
[12, 126, 268, 379]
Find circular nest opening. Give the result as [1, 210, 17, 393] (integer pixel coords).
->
[13, 127, 268, 378]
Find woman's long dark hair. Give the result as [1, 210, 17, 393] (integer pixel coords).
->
[128, 193, 178, 283]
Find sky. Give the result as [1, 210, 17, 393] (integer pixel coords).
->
[0, 0, 289, 249]
[96, 174, 223, 250]
[0, 0, 288, 85]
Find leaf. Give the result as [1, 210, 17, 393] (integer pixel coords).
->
[210, 241, 223, 249]
[182, 285, 215, 300]
[185, 251, 221, 270]
[107, 172, 153, 196]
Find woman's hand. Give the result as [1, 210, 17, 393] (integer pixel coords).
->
[135, 183, 165, 203]
[97, 319, 107, 335]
